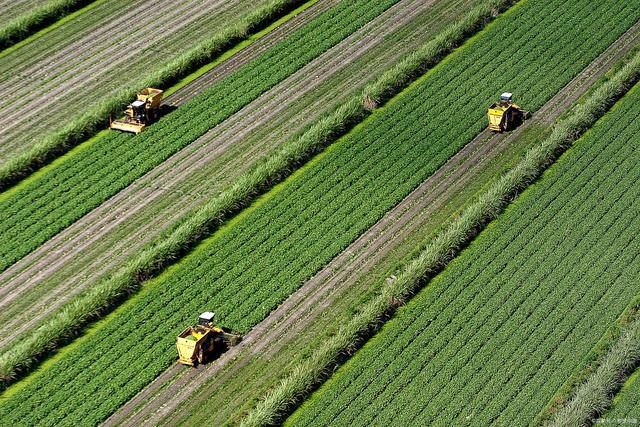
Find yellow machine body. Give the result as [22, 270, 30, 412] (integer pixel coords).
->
[110, 88, 164, 134]
[487, 92, 528, 132]
[176, 312, 241, 366]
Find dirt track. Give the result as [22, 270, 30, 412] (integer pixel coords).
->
[0, 0, 265, 162]
[102, 20, 640, 426]
[0, 0, 457, 349]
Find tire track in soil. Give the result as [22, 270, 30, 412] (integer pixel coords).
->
[0, 0, 437, 347]
[103, 20, 640, 427]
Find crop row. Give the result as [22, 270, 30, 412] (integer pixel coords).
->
[1, 0, 637, 424]
[287, 74, 640, 426]
[605, 371, 640, 419]
[0, 0, 401, 272]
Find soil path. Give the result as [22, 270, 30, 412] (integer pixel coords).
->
[0, 0, 445, 348]
[103, 20, 640, 426]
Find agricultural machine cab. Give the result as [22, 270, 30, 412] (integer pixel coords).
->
[176, 311, 241, 366]
[498, 92, 513, 106]
[130, 100, 147, 122]
[487, 92, 529, 132]
[198, 311, 215, 326]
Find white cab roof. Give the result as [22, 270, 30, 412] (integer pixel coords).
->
[200, 311, 215, 321]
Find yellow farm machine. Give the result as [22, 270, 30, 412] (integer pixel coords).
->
[487, 92, 529, 132]
[176, 312, 241, 366]
[110, 88, 163, 134]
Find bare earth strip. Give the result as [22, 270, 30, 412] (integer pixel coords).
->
[103, 20, 640, 427]
[0, 0, 270, 161]
[0, 0, 460, 350]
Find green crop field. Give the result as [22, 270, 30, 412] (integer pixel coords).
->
[1, 0, 640, 424]
[0, 0, 400, 273]
[287, 79, 640, 427]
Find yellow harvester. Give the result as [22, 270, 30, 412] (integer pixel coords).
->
[110, 88, 163, 134]
[487, 92, 529, 132]
[176, 312, 241, 366]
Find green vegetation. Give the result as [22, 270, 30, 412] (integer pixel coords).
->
[285, 60, 640, 427]
[0, 0, 307, 189]
[0, 0, 508, 393]
[0, 0, 92, 49]
[549, 314, 640, 426]
[2, 1, 638, 426]
[0, 0, 399, 271]
[603, 368, 640, 420]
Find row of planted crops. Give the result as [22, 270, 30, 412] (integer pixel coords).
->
[288, 82, 640, 426]
[2, 0, 640, 425]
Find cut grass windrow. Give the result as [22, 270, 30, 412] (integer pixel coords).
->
[250, 49, 640, 427]
[0, 0, 307, 190]
[0, 0, 92, 49]
[2, 1, 637, 425]
[0, 0, 508, 387]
